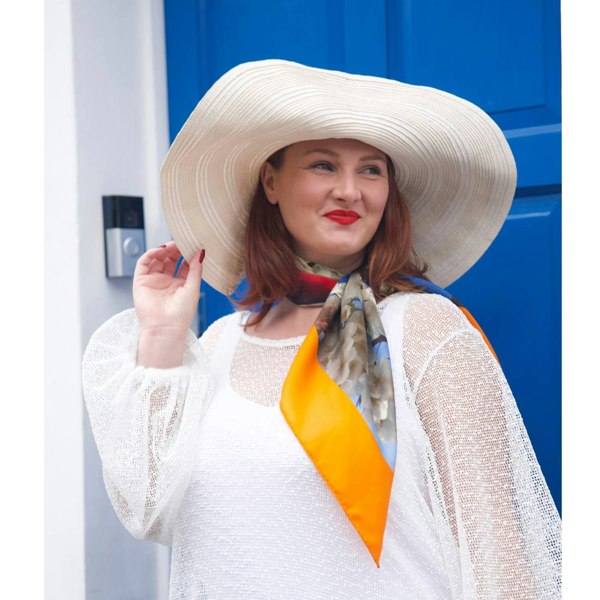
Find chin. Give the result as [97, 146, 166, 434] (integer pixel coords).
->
[328, 240, 369, 259]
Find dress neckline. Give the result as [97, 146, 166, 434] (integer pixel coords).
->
[239, 328, 305, 347]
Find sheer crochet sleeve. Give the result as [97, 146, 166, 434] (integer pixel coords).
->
[404, 295, 561, 599]
[81, 308, 221, 545]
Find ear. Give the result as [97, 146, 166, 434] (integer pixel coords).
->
[260, 162, 278, 205]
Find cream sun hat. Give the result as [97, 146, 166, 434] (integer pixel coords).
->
[161, 59, 517, 294]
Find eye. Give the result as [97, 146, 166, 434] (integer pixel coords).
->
[362, 165, 382, 175]
[310, 161, 334, 171]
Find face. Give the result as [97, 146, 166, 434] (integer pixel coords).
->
[260, 138, 389, 273]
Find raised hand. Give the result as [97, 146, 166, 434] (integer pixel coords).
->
[133, 241, 204, 367]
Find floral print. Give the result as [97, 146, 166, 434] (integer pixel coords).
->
[295, 261, 397, 471]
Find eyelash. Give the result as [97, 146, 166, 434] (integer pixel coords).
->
[363, 166, 382, 175]
[310, 162, 382, 175]
[311, 162, 334, 171]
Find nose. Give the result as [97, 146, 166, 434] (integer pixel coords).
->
[332, 172, 362, 203]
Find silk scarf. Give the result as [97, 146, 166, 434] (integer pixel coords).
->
[279, 257, 497, 567]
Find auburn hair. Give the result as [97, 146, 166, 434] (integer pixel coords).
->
[230, 147, 428, 325]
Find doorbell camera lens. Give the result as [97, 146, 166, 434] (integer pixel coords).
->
[123, 208, 140, 228]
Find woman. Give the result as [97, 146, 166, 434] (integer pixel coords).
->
[82, 60, 561, 599]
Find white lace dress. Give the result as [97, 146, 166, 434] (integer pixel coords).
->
[82, 292, 561, 599]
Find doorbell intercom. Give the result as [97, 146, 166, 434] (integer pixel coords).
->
[102, 195, 146, 278]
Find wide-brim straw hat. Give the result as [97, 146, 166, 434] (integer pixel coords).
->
[161, 59, 516, 294]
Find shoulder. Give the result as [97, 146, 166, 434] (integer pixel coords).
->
[378, 291, 471, 337]
[404, 292, 471, 335]
[379, 291, 481, 389]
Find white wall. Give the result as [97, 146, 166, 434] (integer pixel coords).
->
[45, 0, 171, 597]
[45, 0, 85, 597]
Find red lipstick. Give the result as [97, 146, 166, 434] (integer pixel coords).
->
[324, 210, 360, 225]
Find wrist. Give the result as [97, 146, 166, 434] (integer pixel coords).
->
[137, 328, 187, 368]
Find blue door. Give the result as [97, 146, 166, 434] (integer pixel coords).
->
[163, 0, 561, 512]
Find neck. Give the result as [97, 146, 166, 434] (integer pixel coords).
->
[296, 251, 365, 275]
[246, 298, 321, 340]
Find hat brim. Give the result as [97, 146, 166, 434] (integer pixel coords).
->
[161, 59, 516, 294]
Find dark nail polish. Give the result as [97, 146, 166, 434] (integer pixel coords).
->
[199, 249, 206, 263]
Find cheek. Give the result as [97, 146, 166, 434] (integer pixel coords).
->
[371, 192, 389, 219]
[274, 192, 311, 233]
[365, 199, 388, 236]
[277, 179, 323, 215]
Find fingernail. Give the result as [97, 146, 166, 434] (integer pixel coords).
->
[199, 249, 206, 263]
[160, 244, 167, 248]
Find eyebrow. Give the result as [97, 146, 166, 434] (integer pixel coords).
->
[303, 148, 387, 162]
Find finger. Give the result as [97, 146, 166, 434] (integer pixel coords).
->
[147, 258, 166, 273]
[183, 249, 204, 295]
[161, 256, 182, 277]
[135, 241, 178, 274]
[135, 255, 163, 278]
[142, 241, 182, 263]
[158, 241, 184, 260]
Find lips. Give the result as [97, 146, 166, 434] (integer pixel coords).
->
[324, 210, 360, 225]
